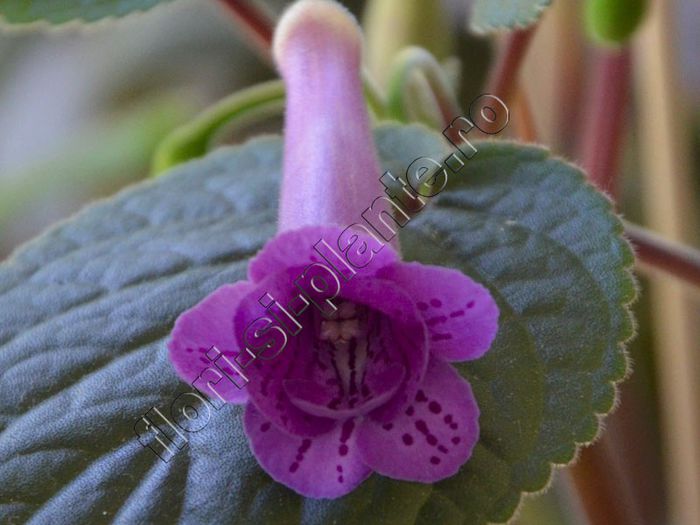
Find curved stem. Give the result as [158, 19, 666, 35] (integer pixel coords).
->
[152, 80, 285, 174]
[386, 47, 461, 127]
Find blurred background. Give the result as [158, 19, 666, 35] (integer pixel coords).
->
[0, 1, 698, 524]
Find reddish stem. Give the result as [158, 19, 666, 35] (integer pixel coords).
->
[570, 432, 646, 525]
[218, 0, 275, 63]
[579, 48, 631, 196]
[486, 27, 538, 105]
[625, 222, 700, 288]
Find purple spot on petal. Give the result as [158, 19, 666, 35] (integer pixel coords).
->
[427, 434, 438, 446]
[405, 406, 415, 416]
[429, 401, 442, 414]
[417, 302, 429, 311]
[260, 422, 271, 433]
[289, 462, 299, 473]
[340, 420, 354, 443]
[337, 465, 343, 472]
[402, 434, 414, 446]
[452, 436, 461, 445]
[450, 310, 465, 318]
[339, 444, 349, 456]
[430, 299, 442, 307]
[438, 445, 449, 453]
[415, 390, 428, 403]
[186, 348, 193, 353]
[382, 423, 394, 431]
[467, 300, 475, 309]
[338, 476, 344, 483]
[430, 456, 441, 465]
[296, 454, 303, 461]
[199, 357, 209, 364]
[427, 315, 448, 326]
[415, 420, 429, 435]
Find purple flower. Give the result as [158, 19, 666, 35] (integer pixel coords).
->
[168, 0, 499, 499]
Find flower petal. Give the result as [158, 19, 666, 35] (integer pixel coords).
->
[356, 357, 479, 483]
[168, 282, 254, 405]
[247, 225, 398, 284]
[379, 262, 499, 361]
[244, 405, 371, 498]
[234, 269, 336, 437]
[283, 363, 405, 419]
[337, 274, 429, 422]
[274, 0, 384, 230]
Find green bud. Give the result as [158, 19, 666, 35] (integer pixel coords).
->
[585, 0, 648, 45]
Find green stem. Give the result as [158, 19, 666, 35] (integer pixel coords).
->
[151, 80, 285, 174]
[386, 47, 461, 128]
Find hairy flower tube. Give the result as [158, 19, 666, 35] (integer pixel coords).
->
[168, 0, 499, 499]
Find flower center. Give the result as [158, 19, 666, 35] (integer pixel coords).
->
[317, 301, 370, 399]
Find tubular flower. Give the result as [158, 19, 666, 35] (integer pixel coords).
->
[168, 0, 499, 499]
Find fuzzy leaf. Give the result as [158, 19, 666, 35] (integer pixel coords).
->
[0, 124, 634, 524]
[470, 0, 552, 33]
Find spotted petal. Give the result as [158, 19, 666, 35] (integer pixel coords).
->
[379, 262, 499, 362]
[233, 269, 337, 437]
[168, 282, 254, 405]
[356, 357, 479, 482]
[244, 405, 371, 498]
[332, 274, 429, 422]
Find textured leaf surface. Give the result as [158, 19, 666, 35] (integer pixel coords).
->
[470, 0, 552, 33]
[0, 0, 174, 25]
[0, 124, 634, 524]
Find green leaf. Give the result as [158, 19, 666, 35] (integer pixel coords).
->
[0, 124, 634, 524]
[0, 0, 175, 26]
[402, 140, 636, 522]
[470, 0, 552, 33]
